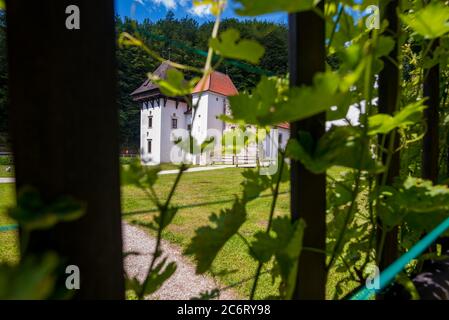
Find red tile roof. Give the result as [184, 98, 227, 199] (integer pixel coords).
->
[277, 122, 290, 129]
[192, 71, 239, 96]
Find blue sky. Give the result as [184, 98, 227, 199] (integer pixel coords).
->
[115, 0, 287, 24]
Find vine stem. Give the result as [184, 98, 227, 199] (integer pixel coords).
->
[205, 4, 222, 72]
[249, 152, 286, 300]
[326, 2, 344, 55]
[138, 164, 186, 299]
[136, 2, 227, 299]
[326, 33, 378, 272]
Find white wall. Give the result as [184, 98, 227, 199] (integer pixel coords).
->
[160, 99, 188, 163]
[278, 127, 290, 150]
[141, 100, 161, 164]
[191, 93, 210, 144]
[191, 93, 212, 164]
[140, 98, 188, 164]
[263, 127, 290, 160]
[141, 92, 291, 166]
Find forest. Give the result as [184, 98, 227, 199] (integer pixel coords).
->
[0, 11, 288, 150]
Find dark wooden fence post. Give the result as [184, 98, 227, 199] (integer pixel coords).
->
[289, 2, 326, 299]
[422, 39, 440, 183]
[377, 0, 400, 279]
[6, 0, 125, 299]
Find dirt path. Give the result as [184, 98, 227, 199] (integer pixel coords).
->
[0, 177, 14, 184]
[122, 222, 238, 300]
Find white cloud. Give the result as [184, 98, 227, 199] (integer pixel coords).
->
[188, 4, 212, 17]
[153, 0, 177, 9]
[133, 0, 215, 17]
[135, 0, 191, 10]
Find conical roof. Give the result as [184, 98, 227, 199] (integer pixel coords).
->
[131, 61, 174, 96]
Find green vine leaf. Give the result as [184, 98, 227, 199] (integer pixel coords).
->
[227, 72, 348, 126]
[271, 217, 306, 299]
[378, 177, 449, 232]
[250, 217, 306, 298]
[121, 158, 161, 189]
[262, 72, 346, 125]
[185, 199, 247, 274]
[235, 0, 320, 16]
[0, 253, 59, 300]
[226, 76, 279, 126]
[8, 187, 85, 231]
[286, 126, 383, 174]
[368, 100, 426, 135]
[209, 28, 265, 64]
[374, 36, 395, 59]
[149, 69, 199, 97]
[400, 3, 449, 39]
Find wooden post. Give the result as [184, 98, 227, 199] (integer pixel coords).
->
[422, 39, 440, 183]
[6, 0, 125, 299]
[377, 0, 400, 280]
[288, 2, 326, 299]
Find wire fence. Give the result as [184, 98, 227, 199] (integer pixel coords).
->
[142, 31, 275, 77]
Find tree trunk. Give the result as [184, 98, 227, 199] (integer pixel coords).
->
[377, 0, 400, 285]
[6, 0, 125, 299]
[288, 2, 326, 299]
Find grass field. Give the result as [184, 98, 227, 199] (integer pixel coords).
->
[0, 183, 18, 265]
[122, 167, 290, 299]
[0, 165, 14, 178]
[0, 166, 356, 299]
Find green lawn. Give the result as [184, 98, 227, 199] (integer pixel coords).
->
[0, 166, 356, 299]
[0, 165, 14, 178]
[0, 183, 18, 265]
[122, 167, 357, 299]
[122, 167, 290, 299]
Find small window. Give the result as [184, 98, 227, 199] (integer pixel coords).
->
[278, 133, 283, 145]
[147, 139, 152, 153]
[148, 116, 153, 129]
[172, 118, 178, 129]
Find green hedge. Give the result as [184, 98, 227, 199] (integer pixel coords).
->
[0, 156, 13, 165]
[120, 156, 138, 165]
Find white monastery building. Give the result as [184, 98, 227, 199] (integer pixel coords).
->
[131, 62, 289, 165]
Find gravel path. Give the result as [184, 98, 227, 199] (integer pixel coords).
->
[0, 166, 233, 184]
[158, 165, 232, 175]
[0, 177, 14, 184]
[122, 222, 237, 300]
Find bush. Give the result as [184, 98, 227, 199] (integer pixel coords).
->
[120, 156, 137, 165]
[0, 156, 13, 165]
